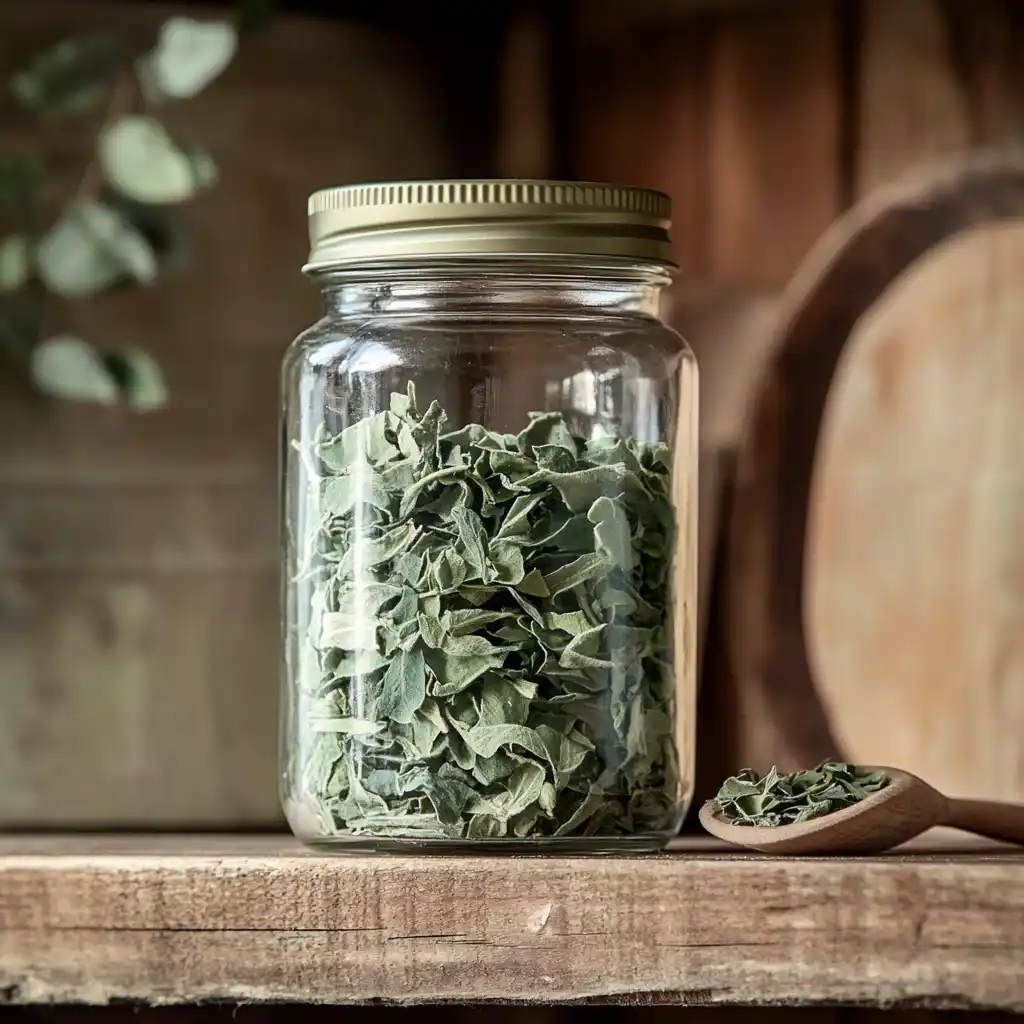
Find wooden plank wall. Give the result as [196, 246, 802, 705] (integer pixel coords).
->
[0, 1, 455, 828]
[572, 0, 846, 286]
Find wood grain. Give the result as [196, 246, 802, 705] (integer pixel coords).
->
[0, 835, 1022, 1008]
[668, 284, 781, 670]
[570, 10, 711, 276]
[497, 1, 553, 179]
[0, 3, 453, 827]
[669, 282, 781, 451]
[707, 0, 844, 285]
[577, 0, 796, 40]
[808, 221, 1024, 803]
[857, 0, 1024, 194]
[572, 0, 844, 286]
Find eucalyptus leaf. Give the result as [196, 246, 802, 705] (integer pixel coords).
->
[102, 347, 167, 411]
[293, 386, 679, 841]
[98, 116, 205, 204]
[37, 200, 156, 298]
[31, 335, 118, 405]
[103, 193, 190, 272]
[0, 236, 30, 292]
[11, 32, 121, 118]
[138, 18, 238, 101]
[190, 151, 218, 188]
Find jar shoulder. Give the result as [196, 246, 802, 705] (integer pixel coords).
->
[284, 314, 694, 368]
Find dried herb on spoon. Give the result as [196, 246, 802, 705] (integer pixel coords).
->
[713, 762, 891, 827]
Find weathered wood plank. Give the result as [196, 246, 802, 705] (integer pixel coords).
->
[570, 10, 711, 276]
[0, 482, 276, 570]
[856, 0, 1024, 194]
[0, 836, 1022, 1008]
[0, 576, 279, 827]
[707, 0, 844, 285]
[577, 0, 797, 40]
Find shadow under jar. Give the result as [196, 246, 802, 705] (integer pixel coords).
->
[280, 180, 698, 852]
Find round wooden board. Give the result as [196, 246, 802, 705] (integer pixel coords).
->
[808, 221, 1024, 802]
[724, 153, 1024, 790]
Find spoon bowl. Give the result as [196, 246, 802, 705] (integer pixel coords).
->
[699, 766, 1024, 855]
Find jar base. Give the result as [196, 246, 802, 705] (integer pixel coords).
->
[290, 833, 677, 856]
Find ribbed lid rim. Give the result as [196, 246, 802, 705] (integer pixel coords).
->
[304, 178, 675, 271]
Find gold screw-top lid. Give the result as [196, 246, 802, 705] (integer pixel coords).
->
[304, 179, 675, 272]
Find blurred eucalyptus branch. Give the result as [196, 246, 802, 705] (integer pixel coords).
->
[0, 4, 268, 411]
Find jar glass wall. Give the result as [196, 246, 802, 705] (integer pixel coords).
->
[280, 185, 697, 852]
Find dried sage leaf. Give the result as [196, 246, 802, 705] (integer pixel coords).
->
[713, 762, 891, 828]
[290, 386, 680, 841]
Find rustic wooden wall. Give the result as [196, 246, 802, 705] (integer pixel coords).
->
[0, 1, 454, 827]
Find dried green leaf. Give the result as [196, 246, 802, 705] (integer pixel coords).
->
[713, 762, 891, 828]
[308, 717, 385, 736]
[423, 769, 477, 824]
[589, 496, 636, 571]
[428, 635, 512, 697]
[542, 553, 606, 596]
[292, 385, 679, 841]
[378, 647, 426, 725]
[467, 813, 506, 838]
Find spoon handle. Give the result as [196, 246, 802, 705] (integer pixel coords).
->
[945, 798, 1024, 846]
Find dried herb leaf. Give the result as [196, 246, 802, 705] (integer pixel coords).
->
[713, 762, 891, 828]
[290, 386, 680, 841]
[378, 647, 426, 725]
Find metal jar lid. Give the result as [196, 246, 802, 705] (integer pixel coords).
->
[304, 179, 675, 272]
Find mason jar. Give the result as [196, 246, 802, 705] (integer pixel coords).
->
[279, 180, 698, 851]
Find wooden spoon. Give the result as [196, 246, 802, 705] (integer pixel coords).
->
[698, 767, 1024, 854]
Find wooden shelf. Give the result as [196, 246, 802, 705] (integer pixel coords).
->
[1, 834, 1022, 1009]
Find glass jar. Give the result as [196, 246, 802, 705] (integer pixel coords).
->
[279, 180, 698, 852]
